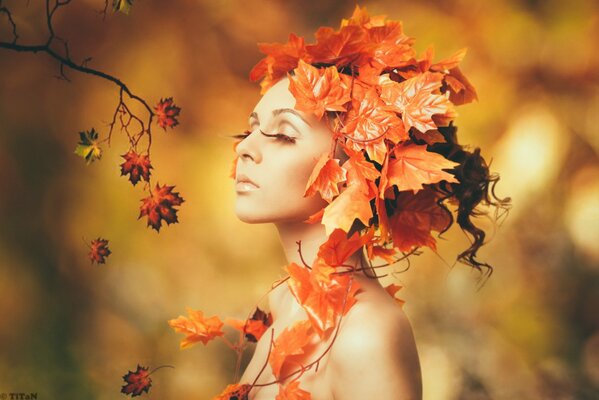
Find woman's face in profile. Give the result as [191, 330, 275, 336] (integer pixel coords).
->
[234, 76, 338, 224]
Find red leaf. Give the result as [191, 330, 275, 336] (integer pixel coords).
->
[88, 237, 111, 264]
[119, 150, 152, 186]
[138, 183, 185, 232]
[389, 187, 451, 252]
[213, 383, 252, 400]
[154, 97, 181, 130]
[225, 306, 273, 343]
[444, 67, 478, 105]
[168, 307, 225, 348]
[121, 364, 152, 397]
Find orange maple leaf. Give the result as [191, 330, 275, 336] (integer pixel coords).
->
[305, 24, 369, 67]
[269, 319, 314, 379]
[366, 20, 416, 69]
[224, 307, 273, 343]
[213, 383, 251, 400]
[388, 187, 451, 252]
[379, 71, 454, 133]
[341, 146, 381, 192]
[383, 143, 459, 194]
[276, 379, 312, 400]
[340, 4, 387, 29]
[303, 152, 347, 203]
[384, 283, 406, 309]
[167, 307, 224, 349]
[288, 59, 352, 120]
[317, 228, 374, 267]
[366, 242, 397, 264]
[341, 85, 407, 164]
[285, 261, 361, 338]
[444, 67, 478, 105]
[249, 33, 309, 95]
[321, 183, 373, 236]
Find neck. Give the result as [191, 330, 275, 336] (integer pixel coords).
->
[275, 219, 375, 275]
[269, 219, 379, 320]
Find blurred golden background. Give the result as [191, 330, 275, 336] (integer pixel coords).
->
[0, 0, 598, 399]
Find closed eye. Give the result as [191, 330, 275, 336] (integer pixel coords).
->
[231, 129, 296, 144]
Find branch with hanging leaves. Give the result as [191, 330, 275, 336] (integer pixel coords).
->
[0, 0, 185, 266]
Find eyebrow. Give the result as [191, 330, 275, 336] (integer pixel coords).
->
[249, 108, 312, 127]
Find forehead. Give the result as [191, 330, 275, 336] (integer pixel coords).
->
[252, 77, 298, 117]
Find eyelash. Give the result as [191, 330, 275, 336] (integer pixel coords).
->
[232, 129, 297, 144]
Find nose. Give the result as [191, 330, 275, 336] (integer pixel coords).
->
[235, 128, 262, 164]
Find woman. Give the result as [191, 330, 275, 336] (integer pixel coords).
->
[234, 75, 423, 399]
[169, 5, 509, 400]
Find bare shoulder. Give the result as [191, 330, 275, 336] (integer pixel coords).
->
[328, 287, 423, 400]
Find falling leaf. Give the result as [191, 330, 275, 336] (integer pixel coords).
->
[113, 0, 133, 15]
[74, 128, 102, 165]
[269, 319, 314, 379]
[120, 150, 152, 186]
[225, 307, 273, 343]
[379, 71, 454, 133]
[154, 97, 181, 130]
[168, 307, 224, 348]
[121, 364, 151, 397]
[138, 182, 185, 232]
[384, 283, 406, 308]
[276, 379, 313, 400]
[213, 383, 252, 400]
[288, 59, 352, 120]
[383, 143, 459, 194]
[88, 237, 111, 264]
[303, 153, 347, 203]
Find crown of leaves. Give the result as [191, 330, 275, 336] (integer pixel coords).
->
[245, 4, 478, 258]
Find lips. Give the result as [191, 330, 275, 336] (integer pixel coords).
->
[236, 173, 260, 188]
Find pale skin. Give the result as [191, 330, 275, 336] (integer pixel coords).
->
[234, 75, 423, 400]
